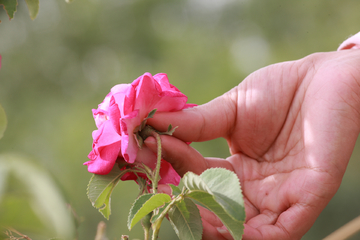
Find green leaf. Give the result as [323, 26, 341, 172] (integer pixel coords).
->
[24, 0, 39, 20]
[169, 184, 182, 196]
[141, 212, 152, 231]
[186, 191, 244, 240]
[201, 168, 245, 221]
[135, 131, 144, 148]
[87, 163, 125, 219]
[0, 103, 7, 140]
[168, 198, 203, 240]
[150, 202, 169, 223]
[147, 108, 157, 119]
[166, 125, 178, 135]
[183, 170, 245, 240]
[128, 193, 171, 230]
[183, 171, 212, 193]
[0, 0, 18, 20]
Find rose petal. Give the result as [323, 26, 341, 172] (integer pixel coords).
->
[158, 160, 181, 185]
[120, 110, 140, 163]
[85, 121, 122, 174]
[132, 73, 162, 120]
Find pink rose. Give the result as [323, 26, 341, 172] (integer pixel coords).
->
[84, 72, 194, 186]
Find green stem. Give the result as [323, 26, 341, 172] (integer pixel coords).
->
[151, 195, 183, 240]
[144, 228, 150, 240]
[151, 218, 162, 240]
[151, 131, 162, 194]
[141, 212, 152, 240]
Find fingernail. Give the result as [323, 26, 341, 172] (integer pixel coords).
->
[158, 184, 171, 194]
[217, 226, 229, 236]
[217, 226, 234, 240]
[144, 136, 156, 148]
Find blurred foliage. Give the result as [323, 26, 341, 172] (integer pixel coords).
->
[0, 153, 74, 239]
[0, 0, 39, 21]
[0, 104, 6, 139]
[0, 0, 359, 239]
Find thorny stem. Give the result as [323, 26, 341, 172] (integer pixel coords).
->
[94, 221, 107, 240]
[5, 227, 32, 240]
[143, 227, 150, 240]
[151, 194, 184, 240]
[151, 131, 162, 194]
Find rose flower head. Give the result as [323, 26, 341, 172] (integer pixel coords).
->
[84, 72, 195, 186]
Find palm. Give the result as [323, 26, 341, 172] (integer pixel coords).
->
[227, 51, 360, 239]
[148, 50, 360, 239]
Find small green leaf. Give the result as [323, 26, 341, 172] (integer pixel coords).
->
[136, 174, 148, 196]
[87, 163, 125, 219]
[0, 0, 18, 20]
[158, 125, 178, 136]
[186, 191, 244, 240]
[151, 202, 170, 223]
[135, 132, 144, 148]
[183, 171, 212, 193]
[167, 125, 178, 135]
[147, 108, 157, 119]
[201, 168, 245, 221]
[0, 104, 7, 140]
[141, 212, 152, 232]
[24, 0, 39, 20]
[128, 193, 171, 230]
[168, 198, 203, 240]
[169, 184, 182, 196]
[183, 170, 245, 240]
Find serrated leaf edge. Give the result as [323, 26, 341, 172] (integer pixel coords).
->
[168, 199, 202, 240]
[24, 0, 39, 20]
[86, 166, 130, 219]
[127, 193, 171, 230]
[200, 167, 245, 221]
[0, 0, 18, 20]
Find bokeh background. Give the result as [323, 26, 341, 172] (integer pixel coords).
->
[0, 0, 360, 239]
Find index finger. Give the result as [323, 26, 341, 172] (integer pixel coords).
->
[147, 87, 238, 143]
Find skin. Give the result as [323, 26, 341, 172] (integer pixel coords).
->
[145, 49, 360, 239]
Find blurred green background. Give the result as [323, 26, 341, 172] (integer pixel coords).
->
[0, 0, 360, 239]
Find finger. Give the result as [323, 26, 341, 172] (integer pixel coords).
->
[144, 135, 207, 176]
[242, 203, 321, 240]
[338, 31, 360, 50]
[198, 207, 236, 240]
[198, 205, 223, 228]
[245, 210, 278, 229]
[202, 219, 229, 240]
[217, 226, 234, 240]
[147, 87, 238, 142]
[144, 135, 234, 176]
[157, 184, 171, 195]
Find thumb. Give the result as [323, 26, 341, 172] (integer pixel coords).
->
[147, 87, 238, 143]
[338, 31, 360, 50]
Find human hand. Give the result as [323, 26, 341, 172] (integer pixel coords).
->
[145, 45, 360, 239]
